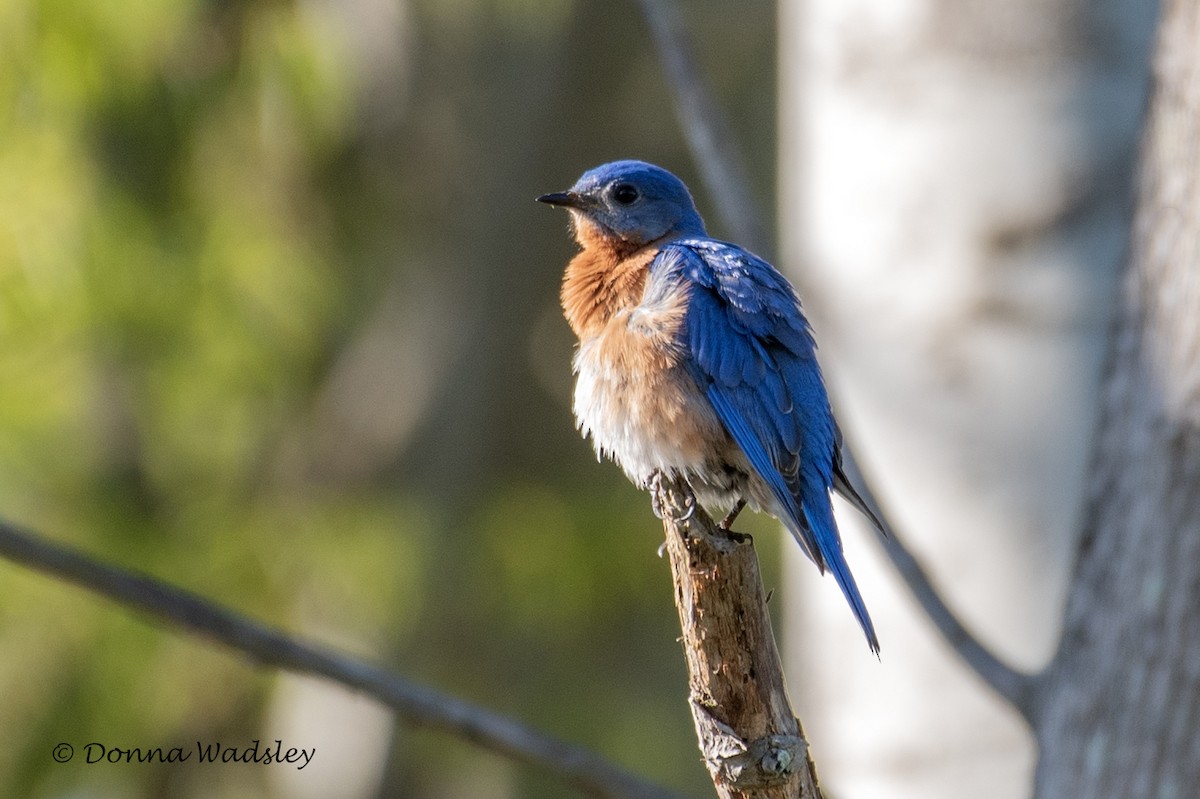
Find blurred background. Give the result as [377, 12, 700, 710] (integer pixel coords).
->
[0, 2, 774, 797]
[0, 0, 1158, 798]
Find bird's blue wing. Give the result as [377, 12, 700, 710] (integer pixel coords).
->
[653, 239, 879, 652]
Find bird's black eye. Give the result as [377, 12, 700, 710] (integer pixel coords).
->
[611, 183, 640, 205]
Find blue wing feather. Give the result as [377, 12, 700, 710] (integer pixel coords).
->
[653, 239, 879, 653]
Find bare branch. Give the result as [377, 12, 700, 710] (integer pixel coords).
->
[634, 0, 1037, 722]
[655, 475, 824, 799]
[0, 519, 688, 799]
[635, 0, 769, 253]
[837, 448, 1037, 720]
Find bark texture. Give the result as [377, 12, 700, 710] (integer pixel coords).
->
[655, 476, 823, 799]
[1033, 2, 1200, 795]
[779, 0, 1155, 792]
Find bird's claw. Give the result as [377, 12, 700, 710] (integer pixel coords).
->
[679, 490, 697, 521]
[650, 472, 666, 519]
[649, 471, 697, 522]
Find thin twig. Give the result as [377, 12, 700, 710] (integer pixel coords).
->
[633, 0, 1036, 721]
[0, 519, 688, 799]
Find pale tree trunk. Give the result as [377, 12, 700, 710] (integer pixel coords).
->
[778, 0, 1155, 796]
[1032, 1, 1200, 793]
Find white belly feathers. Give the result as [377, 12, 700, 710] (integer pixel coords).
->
[571, 300, 721, 487]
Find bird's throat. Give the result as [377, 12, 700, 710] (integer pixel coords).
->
[560, 242, 659, 339]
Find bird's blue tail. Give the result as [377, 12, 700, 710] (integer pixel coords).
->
[701, 384, 879, 653]
[797, 494, 879, 655]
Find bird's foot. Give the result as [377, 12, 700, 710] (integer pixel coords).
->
[649, 471, 697, 522]
[716, 499, 751, 543]
[650, 471, 667, 520]
[724, 528, 753, 544]
[679, 486, 697, 521]
[719, 499, 746, 530]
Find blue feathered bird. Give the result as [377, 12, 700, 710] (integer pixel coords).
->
[539, 160, 882, 653]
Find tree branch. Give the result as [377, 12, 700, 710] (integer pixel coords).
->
[0, 518, 687, 799]
[635, 0, 769, 253]
[634, 0, 1036, 722]
[654, 475, 824, 799]
[837, 448, 1037, 720]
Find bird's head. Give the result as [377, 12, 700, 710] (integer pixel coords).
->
[537, 160, 707, 253]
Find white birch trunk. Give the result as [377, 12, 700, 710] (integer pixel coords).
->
[777, 0, 1155, 796]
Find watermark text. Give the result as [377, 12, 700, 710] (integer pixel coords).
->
[52, 740, 315, 770]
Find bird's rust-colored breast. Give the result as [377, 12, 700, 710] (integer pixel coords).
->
[560, 236, 660, 339]
[561, 233, 724, 482]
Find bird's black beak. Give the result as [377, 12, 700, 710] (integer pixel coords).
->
[536, 191, 584, 208]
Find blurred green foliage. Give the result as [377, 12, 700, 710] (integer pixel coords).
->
[0, 0, 776, 796]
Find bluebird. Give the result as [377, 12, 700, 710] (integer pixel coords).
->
[538, 159, 882, 653]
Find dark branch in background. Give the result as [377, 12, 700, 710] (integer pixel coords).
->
[0, 520, 687, 799]
[635, 0, 768, 253]
[633, 0, 1034, 716]
[837, 451, 1037, 719]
